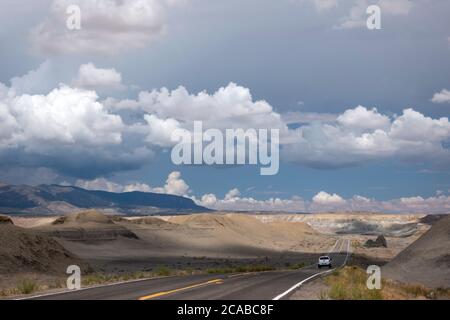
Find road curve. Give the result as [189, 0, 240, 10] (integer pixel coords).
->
[27, 239, 350, 300]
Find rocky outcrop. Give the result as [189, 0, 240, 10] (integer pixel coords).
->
[0, 215, 13, 225]
[364, 235, 387, 248]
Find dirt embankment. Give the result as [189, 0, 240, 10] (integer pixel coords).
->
[0, 216, 88, 275]
[383, 215, 450, 288]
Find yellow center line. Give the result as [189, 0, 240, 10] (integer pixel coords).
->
[138, 279, 223, 300]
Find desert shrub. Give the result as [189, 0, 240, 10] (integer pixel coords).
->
[184, 267, 195, 275]
[351, 240, 362, 248]
[328, 282, 347, 299]
[155, 266, 172, 276]
[17, 279, 38, 294]
[207, 267, 235, 274]
[207, 264, 274, 274]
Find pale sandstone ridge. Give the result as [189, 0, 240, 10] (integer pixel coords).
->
[125, 216, 177, 228]
[167, 213, 322, 252]
[55, 210, 114, 224]
[35, 210, 139, 241]
[255, 213, 424, 236]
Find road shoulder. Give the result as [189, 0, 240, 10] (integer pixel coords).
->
[289, 276, 328, 300]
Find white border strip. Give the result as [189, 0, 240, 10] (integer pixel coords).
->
[273, 239, 350, 301]
[272, 268, 335, 300]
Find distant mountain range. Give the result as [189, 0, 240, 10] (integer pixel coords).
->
[0, 183, 209, 215]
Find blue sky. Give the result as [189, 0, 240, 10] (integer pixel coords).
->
[0, 0, 449, 213]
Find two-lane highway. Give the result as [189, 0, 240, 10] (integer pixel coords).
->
[28, 239, 350, 300]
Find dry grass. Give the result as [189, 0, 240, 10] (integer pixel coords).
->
[324, 267, 382, 300]
[382, 281, 450, 300]
[154, 266, 172, 277]
[322, 266, 450, 300]
[16, 279, 39, 295]
[207, 264, 275, 274]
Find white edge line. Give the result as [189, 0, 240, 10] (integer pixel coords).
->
[273, 239, 351, 301]
[272, 268, 335, 300]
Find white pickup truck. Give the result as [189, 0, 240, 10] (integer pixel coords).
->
[318, 256, 332, 269]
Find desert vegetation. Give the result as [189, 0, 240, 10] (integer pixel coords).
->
[319, 266, 450, 300]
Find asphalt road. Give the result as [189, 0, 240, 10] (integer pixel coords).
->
[28, 239, 350, 300]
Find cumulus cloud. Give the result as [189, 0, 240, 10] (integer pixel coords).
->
[199, 193, 219, 207]
[115, 82, 287, 132]
[105, 84, 450, 172]
[73, 63, 123, 90]
[224, 188, 241, 200]
[141, 114, 185, 147]
[194, 187, 450, 213]
[312, 191, 346, 205]
[30, 0, 180, 55]
[75, 171, 188, 195]
[75, 177, 126, 193]
[283, 107, 450, 169]
[151, 171, 190, 195]
[0, 81, 154, 178]
[309, 191, 347, 211]
[75, 177, 152, 193]
[9, 60, 57, 95]
[0, 85, 123, 148]
[195, 188, 307, 212]
[104, 83, 450, 173]
[350, 194, 450, 214]
[336, 106, 390, 131]
[2, 63, 450, 179]
[123, 182, 153, 192]
[431, 89, 450, 104]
